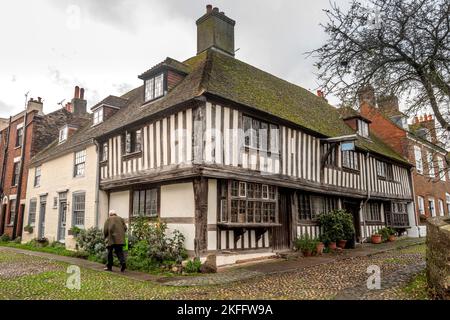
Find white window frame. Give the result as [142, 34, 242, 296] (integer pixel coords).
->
[438, 199, 445, 217]
[446, 193, 450, 215]
[145, 73, 164, 102]
[262, 185, 269, 200]
[34, 166, 41, 187]
[28, 198, 37, 227]
[414, 146, 423, 174]
[417, 196, 425, 215]
[428, 198, 436, 217]
[74, 149, 87, 177]
[437, 157, 446, 181]
[357, 119, 369, 138]
[93, 107, 104, 125]
[239, 182, 247, 198]
[59, 126, 68, 143]
[426, 151, 435, 178]
[72, 192, 86, 228]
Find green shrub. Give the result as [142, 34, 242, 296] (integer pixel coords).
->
[335, 210, 355, 240]
[76, 228, 107, 263]
[377, 227, 395, 241]
[0, 234, 11, 242]
[24, 225, 33, 233]
[127, 240, 154, 272]
[294, 234, 318, 252]
[184, 258, 202, 273]
[13, 237, 21, 244]
[69, 226, 82, 237]
[318, 209, 355, 243]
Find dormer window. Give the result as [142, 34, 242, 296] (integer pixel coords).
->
[59, 126, 68, 143]
[145, 73, 165, 102]
[93, 107, 104, 125]
[357, 119, 369, 138]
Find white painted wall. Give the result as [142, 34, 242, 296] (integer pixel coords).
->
[22, 144, 106, 249]
[208, 179, 217, 251]
[109, 190, 130, 220]
[160, 183, 195, 218]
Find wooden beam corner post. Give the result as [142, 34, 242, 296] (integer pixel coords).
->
[193, 176, 208, 258]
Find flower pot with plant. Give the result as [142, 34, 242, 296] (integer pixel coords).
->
[371, 232, 382, 244]
[294, 234, 317, 258]
[316, 241, 325, 255]
[23, 225, 33, 234]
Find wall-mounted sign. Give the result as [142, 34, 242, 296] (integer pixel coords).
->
[341, 141, 355, 151]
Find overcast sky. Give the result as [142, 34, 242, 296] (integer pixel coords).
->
[0, 0, 351, 118]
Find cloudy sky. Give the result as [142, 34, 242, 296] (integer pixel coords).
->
[0, 0, 350, 118]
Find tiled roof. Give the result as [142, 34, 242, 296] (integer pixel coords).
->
[138, 57, 191, 80]
[90, 95, 129, 110]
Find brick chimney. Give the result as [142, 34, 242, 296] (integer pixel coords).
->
[27, 97, 44, 115]
[357, 85, 376, 108]
[196, 5, 236, 56]
[414, 114, 438, 143]
[378, 95, 401, 116]
[70, 86, 87, 115]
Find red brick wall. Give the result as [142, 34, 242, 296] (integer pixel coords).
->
[167, 71, 185, 91]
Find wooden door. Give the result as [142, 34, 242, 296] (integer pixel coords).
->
[343, 200, 361, 247]
[272, 190, 291, 250]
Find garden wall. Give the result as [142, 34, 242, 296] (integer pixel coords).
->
[426, 217, 450, 300]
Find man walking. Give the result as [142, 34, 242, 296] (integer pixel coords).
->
[103, 210, 127, 272]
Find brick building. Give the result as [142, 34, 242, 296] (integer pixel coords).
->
[0, 87, 89, 239]
[358, 86, 450, 236]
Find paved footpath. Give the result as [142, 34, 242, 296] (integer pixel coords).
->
[0, 237, 424, 288]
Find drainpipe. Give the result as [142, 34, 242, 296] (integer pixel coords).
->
[12, 110, 30, 239]
[0, 117, 12, 235]
[361, 151, 371, 241]
[93, 140, 100, 229]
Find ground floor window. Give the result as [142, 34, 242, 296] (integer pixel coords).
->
[72, 192, 86, 227]
[364, 202, 382, 223]
[132, 188, 158, 217]
[8, 199, 16, 225]
[220, 180, 278, 224]
[28, 199, 37, 227]
[297, 193, 338, 221]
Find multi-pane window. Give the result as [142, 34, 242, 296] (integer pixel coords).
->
[8, 199, 16, 225]
[125, 130, 142, 154]
[298, 193, 338, 221]
[437, 157, 446, 181]
[428, 198, 436, 217]
[322, 143, 338, 167]
[342, 151, 359, 171]
[34, 166, 41, 187]
[417, 196, 425, 215]
[101, 142, 108, 162]
[28, 199, 37, 226]
[376, 160, 394, 180]
[365, 202, 381, 222]
[438, 199, 445, 216]
[243, 115, 279, 153]
[93, 108, 104, 125]
[414, 146, 423, 174]
[15, 127, 23, 147]
[357, 119, 369, 138]
[446, 193, 450, 215]
[132, 188, 158, 217]
[74, 150, 86, 177]
[12, 162, 20, 186]
[225, 180, 277, 224]
[145, 73, 164, 102]
[426, 152, 435, 178]
[72, 193, 86, 227]
[59, 126, 68, 143]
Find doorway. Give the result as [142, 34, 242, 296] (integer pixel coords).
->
[57, 193, 68, 242]
[0, 204, 6, 235]
[38, 200, 46, 239]
[343, 199, 362, 246]
[272, 189, 291, 251]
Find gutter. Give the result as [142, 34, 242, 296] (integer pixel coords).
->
[93, 140, 101, 228]
[0, 117, 12, 235]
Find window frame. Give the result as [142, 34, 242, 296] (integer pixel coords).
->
[72, 192, 86, 228]
[414, 146, 423, 174]
[297, 193, 338, 221]
[242, 115, 279, 154]
[342, 150, 360, 171]
[144, 73, 165, 102]
[428, 198, 436, 217]
[365, 202, 382, 223]
[28, 198, 37, 227]
[12, 162, 20, 186]
[15, 127, 23, 148]
[93, 107, 104, 126]
[124, 129, 142, 156]
[74, 149, 87, 177]
[34, 166, 41, 187]
[131, 187, 159, 218]
[437, 157, 446, 181]
[8, 199, 16, 225]
[357, 119, 369, 138]
[417, 196, 425, 215]
[101, 142, 108, 162]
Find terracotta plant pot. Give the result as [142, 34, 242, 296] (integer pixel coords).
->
[371, 234, 382, 244]
[328, 242, 337, 250]
[388, 235, 397, 242]
[337, 240, 347, 249]
[316, 242, 325, 255]
[302, 250, 312, 257]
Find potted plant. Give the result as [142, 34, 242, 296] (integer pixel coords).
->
[318, 210, 350, 250]
[337, 210, 355, 249]
[68, 226, 82, 237]
[387, 227, 397, 242]
[294, 234, 317, 257]
[371, 231, 382, 244]
[316, 240, 325, 255]
[23, 225, 33, 234]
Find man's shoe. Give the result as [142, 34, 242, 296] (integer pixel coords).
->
[104, 267, 112, 272]
[121, 264, 126, 273]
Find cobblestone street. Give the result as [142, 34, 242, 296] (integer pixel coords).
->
[0, 240, 428, 300]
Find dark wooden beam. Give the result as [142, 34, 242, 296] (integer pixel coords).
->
[193, 176, 208, 257]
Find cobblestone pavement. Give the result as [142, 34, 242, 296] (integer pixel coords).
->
[160, 269, 263, 286]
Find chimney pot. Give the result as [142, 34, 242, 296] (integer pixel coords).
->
[74, 86, 80, 99]
[213, 7, 219, 12]
[317, 90, 324, 98]
[206, 4, 212, 13]
[80, 88, 85, 100]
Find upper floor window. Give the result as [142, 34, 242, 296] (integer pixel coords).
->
[124, 130, 142, 154]
[74, 150, 86, 177]
[342, 150, 359, 171]
[34, 166, 41, 187]
[93, 108, 104, 125]
[101, 142, 108, 162]
[428, 198, 436, 217]
[437, 157, 446, 181]
[322, 143, 338, 167]
[12, 162, 20, 186]
[426, 151, 435, 178]
[376, 160, 394, 181]
[417, 196, 425, 215]
[145, 73, 164, 102]
[357, 119, 369, 138]
[59, 126, 68, 143]
[414, 146, 423, 174]
[243, 115, 279, 153]
[15, 127, 23, 148]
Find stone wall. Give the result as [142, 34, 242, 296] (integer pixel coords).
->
[426, 217, 450, 300]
